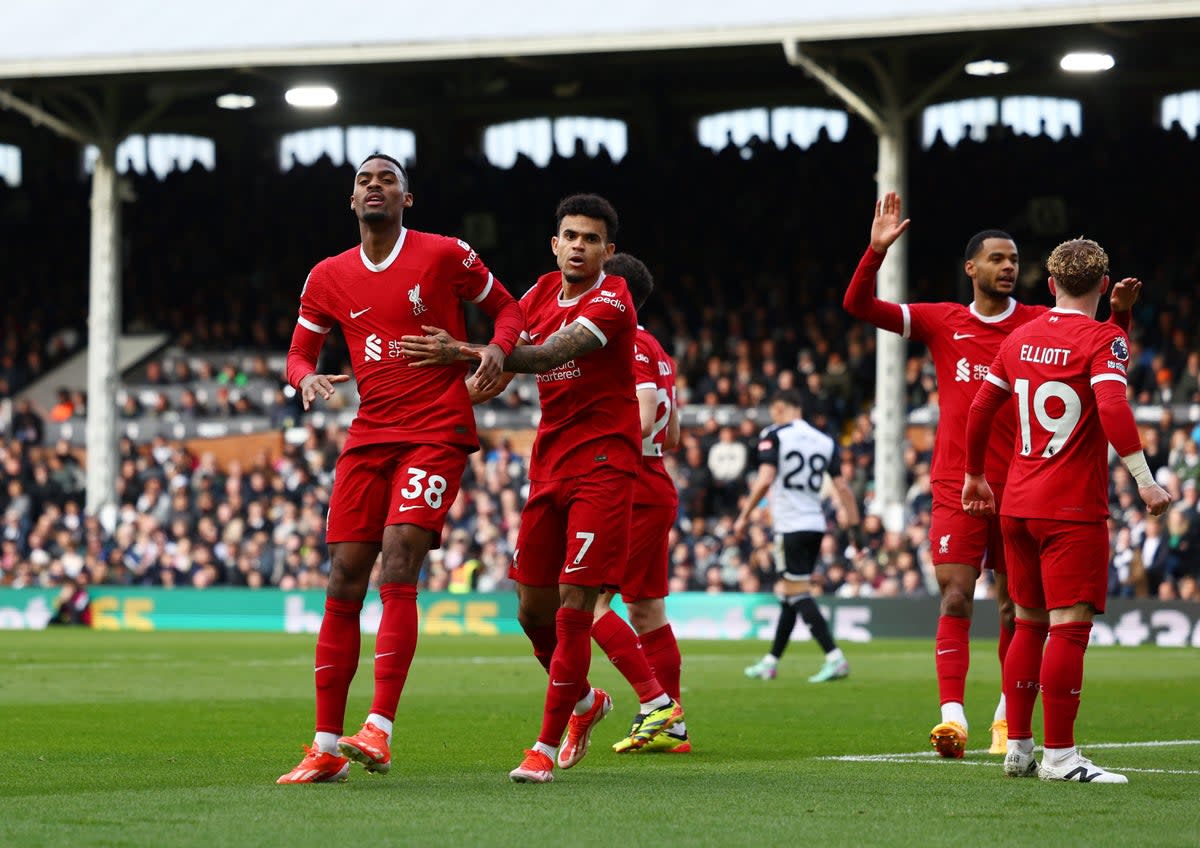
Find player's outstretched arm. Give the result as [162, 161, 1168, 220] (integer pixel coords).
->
[496, 321, 603, 374]
[843, 192, 908, 333]
[400, 322, 601, 375]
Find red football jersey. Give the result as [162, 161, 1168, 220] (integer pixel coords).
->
[904, 299, 1048, 484]
[633, 326, 679, 507]
[520, 271, 641, 482]
[297, 228, 508, 451]
[986, 308, 1131, 522]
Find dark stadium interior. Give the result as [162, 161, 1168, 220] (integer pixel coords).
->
[2, 19, 1198, 598]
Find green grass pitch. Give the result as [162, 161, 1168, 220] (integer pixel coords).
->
[2, 631, 1197, 847]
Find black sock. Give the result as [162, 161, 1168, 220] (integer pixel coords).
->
[795, 595, 836, 654]
[770, 599, 798, 659]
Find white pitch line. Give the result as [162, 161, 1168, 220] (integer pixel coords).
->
[817, 755, 1200, 776]
[823, 739, 1200, 760]
[820, 739, 1200, 775]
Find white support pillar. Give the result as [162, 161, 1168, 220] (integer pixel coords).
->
[86, 142, 120, 517]
[783, 40, 911, 531]
[874, 124, 908, 532]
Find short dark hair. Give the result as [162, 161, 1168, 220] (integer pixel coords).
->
[771, 389, 803, 409]
[555, 193, 618, 241]
[964, 229, 1014, 262]
[357, 153, 409, 189]
[605, 253, 653, 310]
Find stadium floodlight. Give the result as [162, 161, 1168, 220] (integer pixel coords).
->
[285, 86, 338, 108]
[965, 60, 1009, 77]
[1060, 52, 1115, 73]
[216, 93, 256, 110]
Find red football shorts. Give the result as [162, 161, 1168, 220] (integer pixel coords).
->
[509, 467, 635, 588]
[325, 442, 468, 546]
[1000, 516, 1109, 613]
[616, 503, 675, 602]
[930, 479, 1006, 572]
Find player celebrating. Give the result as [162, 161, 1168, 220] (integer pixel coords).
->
[962, 238, 1169, 783]
[276, 154, 522, 784]
[738, 390, 860, 683]
[843, 193, 1136, 757]
[592, 253, 690, 754]
[402, 195, 682, 784]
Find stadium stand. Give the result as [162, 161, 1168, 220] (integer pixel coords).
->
[2, 78, 1199, 602]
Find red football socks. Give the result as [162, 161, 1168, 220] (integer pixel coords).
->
[1003, 618, 1049, 740]
[314, 597, 363, 735]
[538, 607, 594, 747]
[367, 583, 419, 722]
[1042, 622, 1092, 750]
[593, 611, 667, 703]
[998, 615, 1014, 667]
[935, 615, 971, 705]
[640, 623, 682, 702]
[523, 622, 558, 672]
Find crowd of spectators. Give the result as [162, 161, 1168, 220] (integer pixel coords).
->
[3, 108, 1200, 602]
[3, 397, 1198, 603]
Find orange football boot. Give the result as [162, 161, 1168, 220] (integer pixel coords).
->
[338, 721, 392, 774]
[276, 744, 350, 784]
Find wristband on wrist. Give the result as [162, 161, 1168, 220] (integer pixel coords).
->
[1121, 450, 1155, 488]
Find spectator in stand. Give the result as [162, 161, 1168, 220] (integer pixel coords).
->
[49, 389, 74, 423]
[707, 425, 748, 514]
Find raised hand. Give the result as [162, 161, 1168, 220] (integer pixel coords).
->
[870, 191, 911, 254]
[1110, 277, 1142, 313]
[298, 373, 351, 411]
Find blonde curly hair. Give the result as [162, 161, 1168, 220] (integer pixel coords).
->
[1046, 238, 1109, 296]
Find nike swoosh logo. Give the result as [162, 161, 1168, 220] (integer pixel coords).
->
[375, 652, 396, 660]
[936, 649, 957, 655]
[953, 332, 975, 339]
[1070, 688, 1082, 695]
[397, 505, 421, 512]
[551, 680, 574, 687]
[314, 665, 335, 672]
[529, 332, 542, 340]
[563, 564, 588, 573]
[350, 307, 372, 319]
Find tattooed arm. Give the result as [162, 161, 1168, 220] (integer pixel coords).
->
[500, 321, 603, 373]
[400, 321, 603, 374]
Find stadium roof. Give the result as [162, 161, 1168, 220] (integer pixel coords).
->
[3, 0, 1200, 78]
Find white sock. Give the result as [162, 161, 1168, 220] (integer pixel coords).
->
[762, 654, 778, 666]
[313, 732, 339, 754]
[640, 693, 672, 714]
[940, 702, 967, 730]
[573, 688, 595, 715]
[533, 741, 558, 760]
[1007, 737, 1034, 757]
[826, 648, 845, 663]
[1043, 745, 1076, 767]
[366, 713, 393, 742]
[993, 693, 1007, 723]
